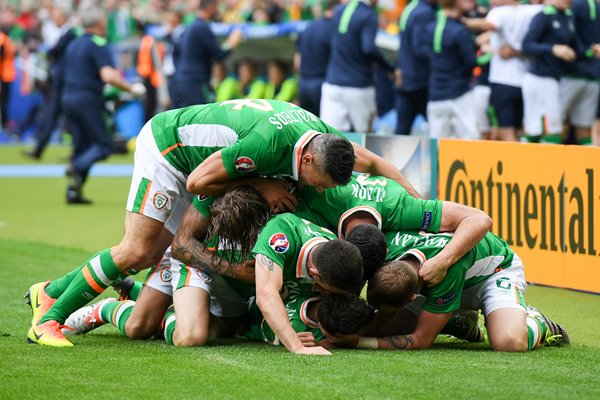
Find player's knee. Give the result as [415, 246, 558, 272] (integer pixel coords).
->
[173, 327, 208, 347]
[124, 318, 156, 339]
[490, 331, 528, 352]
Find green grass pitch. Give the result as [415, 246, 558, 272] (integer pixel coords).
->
[1, 146, 600, 399]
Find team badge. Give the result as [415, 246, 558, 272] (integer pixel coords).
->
[153, 193, 169, 209]
[197, 194, 208, 201]
[195, 269, 211, 283]
[160, 268, 172, 282]
[235, 156, 256, 172]
[269, 233, 289, 253]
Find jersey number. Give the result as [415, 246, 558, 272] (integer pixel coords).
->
[220, 99, 274, 112]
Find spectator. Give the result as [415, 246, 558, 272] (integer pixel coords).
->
[161, 9, 185, 109]
[212, 61, 239, 101]
[170, 0, 242, 108]
[25, 6, 77, 159]
[559, 0, 600, 145]
[423, 0, 479, 139]
[237, 58, 266, 98]
[295, 0, 338, 116]
[137, 32, 165, 122]
[321, 0, 394, 133]
[0, 29, 16, 132]
[394, 0, 437, 135]
[61, 8, 145, 204]
[264, 59, 298, 102]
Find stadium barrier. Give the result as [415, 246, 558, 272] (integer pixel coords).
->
[438, 139, 600, 294]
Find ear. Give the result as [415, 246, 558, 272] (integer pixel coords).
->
[308, 264, 319, 278]
[409, 293, 417, 303]
[302, 152, 313, 165]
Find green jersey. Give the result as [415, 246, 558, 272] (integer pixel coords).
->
[252, 213, 336, 298]
[385, 231, 514, 314]
[244, 293, 324, 345]
[150, 99, 342, 177]
[295, 174, 443, 237]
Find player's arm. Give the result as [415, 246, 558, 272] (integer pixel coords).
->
[375, 310, 452, 350]
[419, 201, 492, 286]
[351, 143, 422, 198]
[461, 17, 496, 32]
[255, 254, 331, 355]
[186, 151, 297, 211]
[171, 203, 255, 283]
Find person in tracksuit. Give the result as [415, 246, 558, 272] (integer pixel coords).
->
[61, 8, 145, 204]
[394, 0, 437, 135]
[321, 0, 395, 133]
[422, 0, 479, 139]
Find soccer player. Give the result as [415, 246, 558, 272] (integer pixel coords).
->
[320, 0, 395, 132]
[421, 0, 479, 139]
[295, 173, 492, 286]
[394, 0, 437, 135]
[559, 0, 600, 145]
[28, 99, 413, 347]
[464, 0, 543, 142]
[253, 213, 364, 355]
[521, 0, 600, 143]
[330, 229, 570, 352]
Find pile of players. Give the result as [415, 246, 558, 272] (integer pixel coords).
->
[26, 99, 569, 354]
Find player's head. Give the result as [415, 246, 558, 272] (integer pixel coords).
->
[309, 240, 363, 293]
[345, 224, 388, 281]
[367, 259, 419, 310]
[80, 7, 107, 35]
[300, 134, 355, 191]
[208, 186, 271, 261]
[317, 293, 375, 335]
[199, 0, 218, 17]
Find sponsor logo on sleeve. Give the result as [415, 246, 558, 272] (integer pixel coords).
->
[153, 193, 169, 210]
[435, 292, 457, 306]
[269, 233, 289, 253]
[421, 211, 432, 230]
[235, 156, 256, 172]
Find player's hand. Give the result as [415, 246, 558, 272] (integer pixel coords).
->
[253, 178, 297, 213]
[293, 345, 332, 355]
[498, 44, 518, 59]
[419, 257, 449, 287]
[552, 45, 576, 62]
[394, 68, 403, 88]
[320, 326, 360, 348]
[130, 82, 147, 97]
[227, 29, 244, 49]
[297, 331, 317, 347]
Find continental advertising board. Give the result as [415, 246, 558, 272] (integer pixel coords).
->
[438, 140, 600, 293]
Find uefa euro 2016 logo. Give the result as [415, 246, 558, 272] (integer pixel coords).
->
[269, 233, 289, 253]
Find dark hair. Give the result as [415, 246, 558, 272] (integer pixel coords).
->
[346, 224, 387, 281]
[207, 186, 271, 262]
[199, 0, 217, 10]
[268, 59, 288, 75]
[314, 240, 363, 291]
[317, 293, 375, 335]
[310, 134, 355, 185]
[367, 260, 419, 309]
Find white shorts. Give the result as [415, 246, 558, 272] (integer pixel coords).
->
[522, 73, 562, 136]
[143, 248, 174, 296]
[472, 85, 491, 133]
[404, 253, 527, 317]
[460, 253, 527, 317]
[125, 121, 194, 234]
[170, 258, 251, 318]
[320, 82, 376, 133]
[560, 78, 600, 128]
[427, 90, 480, 139]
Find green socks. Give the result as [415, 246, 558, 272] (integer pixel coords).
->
[164, 306, 176, 346]
[99, 300, 135, 336]
[40, 249, 127, 324]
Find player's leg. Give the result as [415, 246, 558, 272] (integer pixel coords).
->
[569, 79, 598, 145]
[490, 83, 519, 142]
[427, 99, 452, 138]
[452, 90, 480, 140]
[346, 86, 376, 133]
[167, 263, 211, 346]
[394, 91, 419, 135]
[593, 92, 600, 146]
[521, 73, 546, 143]
[319, 82, 351, 131]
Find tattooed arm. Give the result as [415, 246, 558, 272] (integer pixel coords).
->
[171, 203, 256, 283]
[255, 253, 331, 355]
